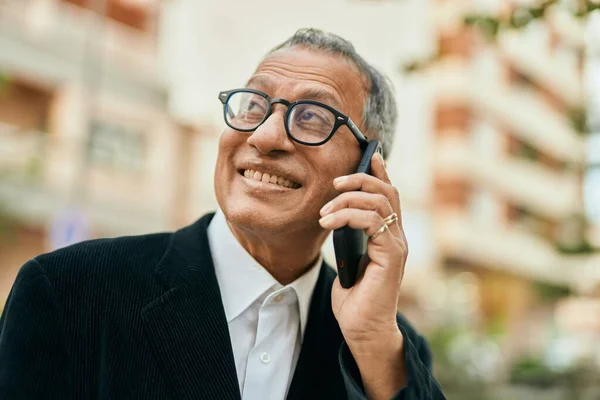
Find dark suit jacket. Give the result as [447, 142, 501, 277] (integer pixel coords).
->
[0, 213, 445, 399]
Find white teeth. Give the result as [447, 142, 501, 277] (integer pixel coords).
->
[243, 169, 299, 189]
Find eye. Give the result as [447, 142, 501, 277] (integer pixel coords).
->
[300, 111, 316, 121]
[246, 101, 260, 111]
[294, 107, 328, 124]
[244, 99, 265, 113]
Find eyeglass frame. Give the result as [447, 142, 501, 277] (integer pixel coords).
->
[218, 88, 369, 150]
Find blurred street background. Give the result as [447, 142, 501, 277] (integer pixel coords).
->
[0, 0, 599, 398]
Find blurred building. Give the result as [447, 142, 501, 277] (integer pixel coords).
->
[409, 0, 600, 374]
[0, 0, 201, 305]
[0, 0, 598, 395]
[585, 9, 600, 252]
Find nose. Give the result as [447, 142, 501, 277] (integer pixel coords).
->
[246, 105, 295, 155]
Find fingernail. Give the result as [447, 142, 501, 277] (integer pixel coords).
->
[319, 214, 334, 225]
[320, 202, 333, 215]
[334, 176, 347, 185]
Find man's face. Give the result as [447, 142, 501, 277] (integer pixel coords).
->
[214, 46, 367, 236]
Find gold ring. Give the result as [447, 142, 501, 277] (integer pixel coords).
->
[369, 223, 389, 240]
[369, 213, 398, 241]
[383, 212, 398, 226]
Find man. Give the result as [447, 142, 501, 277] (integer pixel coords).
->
[0, 29, 445, 399]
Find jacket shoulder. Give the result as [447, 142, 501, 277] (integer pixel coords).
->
[31, 232, 172, 291]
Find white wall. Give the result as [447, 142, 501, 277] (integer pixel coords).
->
[160, 0, 434, 124]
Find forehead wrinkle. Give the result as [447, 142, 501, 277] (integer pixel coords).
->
[246, 75, 275, 92]
[258, 61, 347, 95]
[252, 74, 343, 109]
[251, 65, 361, 113]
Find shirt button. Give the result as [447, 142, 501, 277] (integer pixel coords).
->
[260, 352, 271, 364]
[273, 293, 285, 303]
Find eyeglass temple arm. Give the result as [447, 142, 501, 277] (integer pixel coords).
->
[347, 118, 369, 149]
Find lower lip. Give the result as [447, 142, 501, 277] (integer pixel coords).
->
[239, 174, 299, 192]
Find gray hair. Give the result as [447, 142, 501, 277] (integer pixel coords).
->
[268, 28, 397, 159]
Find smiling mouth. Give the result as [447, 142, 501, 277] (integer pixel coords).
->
[240, 169, 301, 189]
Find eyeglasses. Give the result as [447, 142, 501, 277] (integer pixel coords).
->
[218, 88, 369, 149]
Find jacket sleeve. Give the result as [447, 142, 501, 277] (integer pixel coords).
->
[338, 314, 446, 400]
[0, 259, 72, 399]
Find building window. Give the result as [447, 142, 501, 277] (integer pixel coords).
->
[585, 133, 600, 223]
[87, 119, 145, 172]
[62, 0, 151, 32]
[586, 32, 600, 223]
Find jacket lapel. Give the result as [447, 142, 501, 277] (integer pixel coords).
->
[287, 264, 347, 400]
[141, 214, 241, 400]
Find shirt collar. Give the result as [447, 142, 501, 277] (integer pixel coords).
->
[288, 253, 322, 336]
[207, 209, 321, 337]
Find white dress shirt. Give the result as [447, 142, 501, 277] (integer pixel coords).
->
[207, 210, 322, 399]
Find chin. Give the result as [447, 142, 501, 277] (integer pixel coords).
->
[220, 197, 318, 237]
[225, 199, 280, 227]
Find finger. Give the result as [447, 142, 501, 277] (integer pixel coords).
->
[319, 191, 401, 237]
[318, 208, 398, 242]
[333, 173, 386, 194]
[320, 191, 392, 218]
[333, 174, 402, 220]
[370, 152, 391, 185]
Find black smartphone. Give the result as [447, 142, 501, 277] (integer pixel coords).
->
[333, 140, 383, 288]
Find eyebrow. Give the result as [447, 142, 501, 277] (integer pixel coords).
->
[298, 87, 342, 109]
[246, 75, 343, 110]
[246, 75, 275, 92]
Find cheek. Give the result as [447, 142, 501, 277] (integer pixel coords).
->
[215, 129, 246, 166]
[308, 145, 360, 199]
[214, 131, 240, 190]
[214, 136, 228, 176]
[219, 129, 244, 152]
[329, 138, 362, 176]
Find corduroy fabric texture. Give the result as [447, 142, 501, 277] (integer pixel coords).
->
[0, 213, 444, 399]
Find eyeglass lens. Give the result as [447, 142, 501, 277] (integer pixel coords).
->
[225, 91, 337, 144]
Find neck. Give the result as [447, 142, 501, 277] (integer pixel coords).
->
[227, 221, 326, 285]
